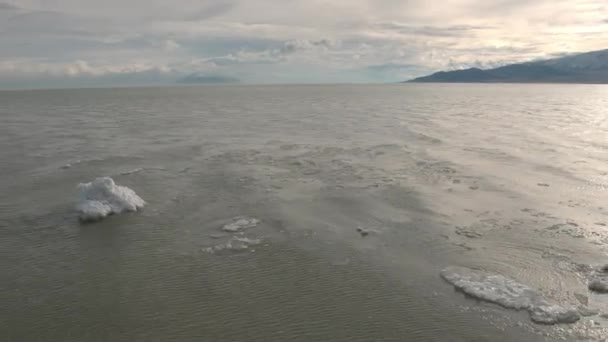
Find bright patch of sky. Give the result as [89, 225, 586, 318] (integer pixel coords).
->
[0, 0, 606, 88]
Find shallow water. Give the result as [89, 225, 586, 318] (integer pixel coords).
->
[2, 84, 608, 341]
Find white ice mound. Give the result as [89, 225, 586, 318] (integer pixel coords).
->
[441, 266, 580, 325]
[222, 217, 260, 232]
[76, 177, 145, 222]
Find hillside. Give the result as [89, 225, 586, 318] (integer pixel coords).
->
[408, 49, 608, 83]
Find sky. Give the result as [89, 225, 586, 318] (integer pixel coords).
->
[0, 0, 607, 88]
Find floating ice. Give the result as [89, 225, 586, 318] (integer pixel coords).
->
[529, 304, 580, 324]
[222, 217, 260, 232]
[441, 266, 580, 324]
[204, 216, 262, 253]
[75, 177, 145, 222]
[202, 236, 262, 254]
[233, 237, 262, 245]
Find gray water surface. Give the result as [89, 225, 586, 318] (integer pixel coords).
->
[2, 84, 608, 341]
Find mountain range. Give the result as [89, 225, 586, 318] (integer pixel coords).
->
[177, 74, 240, 84]
[408, 49, 608, 83]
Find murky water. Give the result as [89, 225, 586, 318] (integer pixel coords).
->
[2, 84, 608, 341]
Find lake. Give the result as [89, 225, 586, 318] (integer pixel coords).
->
[2, 84, 608, 341]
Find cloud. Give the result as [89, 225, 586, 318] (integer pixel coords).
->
[196, 38, 337, 68]
[204, 51, 282, 66]
[0, 58, 172, 77]
[374, 23, 495, 38]
[184, 1, 236, 21]
[162, 39, 180, 51]
[279, 39, 335, 54]
[0, 0, 607, 87]
[359, 62, 432, 82]
[0, 2, 19, 10]
[365, 63, 421, 72]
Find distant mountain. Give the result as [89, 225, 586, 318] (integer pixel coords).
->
[408, 49, 608, 83]
[177, 74, 239, 84]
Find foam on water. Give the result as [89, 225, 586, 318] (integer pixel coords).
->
[441, 266, 580, 324]
[75, 177, 145, 222]
[222, 217, 261, 232]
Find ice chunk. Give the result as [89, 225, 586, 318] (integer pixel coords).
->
[76, 177, 145, 222]
[441, 266, 580, 325]
[529, 304, 580, 324]
[222, 217, 260, 232]
[232, 237, 261, 245]
[76, 200, 113, 222]
[441, 266, 539, 310]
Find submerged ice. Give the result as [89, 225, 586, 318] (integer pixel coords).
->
[222, 217, 261, 232]
[441, 266, 580, 325]
[76, 177, 145, 222]
[202, 237, 262, 254]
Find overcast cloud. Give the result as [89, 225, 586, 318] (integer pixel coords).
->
[0, 0, 606, 88]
